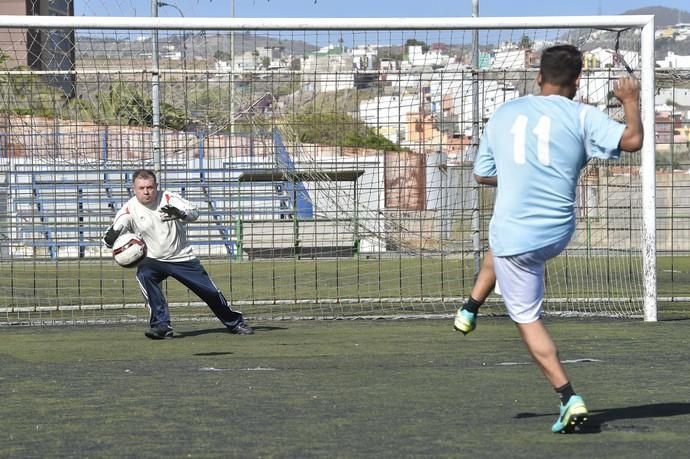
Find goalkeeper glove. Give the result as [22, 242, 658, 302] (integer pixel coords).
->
[159, 204, 187, 221]
[103, 226, 122, 248]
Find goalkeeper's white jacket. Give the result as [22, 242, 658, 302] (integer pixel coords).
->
[106, 190, 200, 262]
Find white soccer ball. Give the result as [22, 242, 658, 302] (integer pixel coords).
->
[112, 233, 147, 268]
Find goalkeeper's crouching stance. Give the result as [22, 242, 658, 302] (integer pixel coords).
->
[454, 45, 643, 433]
[103, 169, 254, 339]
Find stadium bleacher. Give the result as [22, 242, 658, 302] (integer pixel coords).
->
[3, 161, 360, 260]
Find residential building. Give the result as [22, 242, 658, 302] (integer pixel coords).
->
[490, 49, 533, 70]
[656, 51, 690, 69]
[583, 47, 639, 70]
[407, 45, 449, 68]
[656, 87, 690, 106]
[351, 45, 378, 71]
[359, 95, 421, 143]
[302, 46, 353, 74]
[0, 0, 75, 97]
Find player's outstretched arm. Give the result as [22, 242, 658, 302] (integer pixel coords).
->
[474, 174, 497, 187]
[159, 192, 199, 222]
[159, 204, 187, 221]
[614, 76, 643, 152]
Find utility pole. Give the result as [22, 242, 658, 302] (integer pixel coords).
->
[230, 0, 235, 138]
[151, 0, 161, 178]
[158, 2, 188, 129]
[470, 0, 481, 280]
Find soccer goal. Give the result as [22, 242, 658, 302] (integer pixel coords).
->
[0, 14, 656, 324]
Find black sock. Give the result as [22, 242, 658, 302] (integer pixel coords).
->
[555, 382, 576, 405]
[462, 296, 483, 314]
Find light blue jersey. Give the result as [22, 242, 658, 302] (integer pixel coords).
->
[474, 95, 626, 256]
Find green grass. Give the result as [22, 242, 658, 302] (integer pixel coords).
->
[3, 255, 689, 303]
[0, 258, 476, 307]
[1, 318, 689, 458]
[1, 256, 688, 325]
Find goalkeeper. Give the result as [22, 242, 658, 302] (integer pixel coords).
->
[103, 169, 254, 339]
[453, 45, 642, 433]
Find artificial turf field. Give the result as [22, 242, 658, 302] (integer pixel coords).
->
[1, 317, 689, 458]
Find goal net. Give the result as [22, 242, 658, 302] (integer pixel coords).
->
[0, 13, 656, 324]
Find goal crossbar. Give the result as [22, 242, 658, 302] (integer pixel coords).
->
[0, 14, 655, 31]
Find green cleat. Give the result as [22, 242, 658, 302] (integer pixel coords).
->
[551, 395, 589, 433]
[453, 309, 477, 335]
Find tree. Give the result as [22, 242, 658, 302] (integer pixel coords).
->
[0, 47, 64, 117]
[379, 46, 403, 63]
[213, 50, 232, 61]
[519, 35, 533, 50]
[81, 82, 188, 130]
[289, 111, 402, 150]
[0, 48, 188, 131]
[404, 38, 430, 53]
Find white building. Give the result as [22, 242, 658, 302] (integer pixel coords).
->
[302, 52, 353, 74]
[427, 78, 520, 130]
[351, 45, 378, 70]
[257, 46, 282, 61]
[388, 71, 435, 91]
[576, 70, 619, 109]
[584, 47, 640, 70]
[407, 45, 449, 68]
[655, 87, 690, 107]
[359, 95, 421, 143]
[379, 59, 398, 72]
[490, 49, 529, 70]
[214, 49, 266, 76]
[359, 73, 521, 142]
[316, 72, 355, 92]
[656, 51, 690, 69]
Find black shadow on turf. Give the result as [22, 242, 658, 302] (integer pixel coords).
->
[516, 402, 690, 434]
[193, 351, 234, 356]
[174, 325, 287, 337]
[173, 328, 230, 337]
[250, 325, 288, 331]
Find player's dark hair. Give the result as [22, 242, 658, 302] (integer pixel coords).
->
[539, 45, 583, 86]
[132, 169, 157, 184]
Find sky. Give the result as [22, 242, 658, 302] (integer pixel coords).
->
[77, 0, 690, 19]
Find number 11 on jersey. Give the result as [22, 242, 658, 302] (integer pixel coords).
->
[511, 115, 552, 166]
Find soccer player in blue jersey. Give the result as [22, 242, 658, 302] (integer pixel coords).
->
[454, 44, 643, 433]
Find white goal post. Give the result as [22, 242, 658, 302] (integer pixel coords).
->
[0, 14, 656, 322]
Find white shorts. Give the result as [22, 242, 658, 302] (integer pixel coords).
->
[493, 237, 571, 324]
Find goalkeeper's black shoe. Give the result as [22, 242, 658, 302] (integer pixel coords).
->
[145, 325, 174, 340]
[229, 322, 255, 335]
